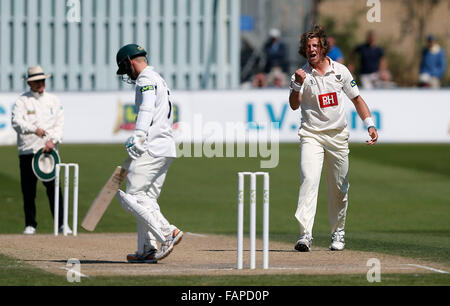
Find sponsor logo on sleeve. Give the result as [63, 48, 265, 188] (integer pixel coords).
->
[318, 92, 338, 108]
[350, 80, 357, 87]
[140, 85, 155, 93]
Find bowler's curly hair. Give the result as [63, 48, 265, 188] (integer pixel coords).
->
[298, 25, 330, 58]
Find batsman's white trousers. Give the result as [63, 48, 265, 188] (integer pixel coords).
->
[126, 152, 175, 255]
[295, 127, 350, 238]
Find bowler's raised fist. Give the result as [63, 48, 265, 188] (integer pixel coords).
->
[295, 68, 307, 85]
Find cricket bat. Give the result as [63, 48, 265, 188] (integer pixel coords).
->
[81, 159, 130, 231]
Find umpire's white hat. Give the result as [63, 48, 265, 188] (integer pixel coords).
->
[32, 148, 61, 182]
[26, 65, 51, 82]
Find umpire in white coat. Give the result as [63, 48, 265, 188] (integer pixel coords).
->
[11, 66, 65, 235]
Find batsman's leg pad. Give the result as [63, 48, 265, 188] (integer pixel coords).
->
[138, 196, 173, 235]
[116, 190, 166, 242]
[137, 220, 158, 254]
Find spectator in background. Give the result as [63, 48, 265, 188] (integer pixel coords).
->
[351, 30, 389, 89]
[267, 66, 288, 88]
[262, 28, 289, 74]
[327, 36, 344, 64]
[419, 35, 447, 89]
[373, 69, 396, 89]
[252, 72, 268, 88]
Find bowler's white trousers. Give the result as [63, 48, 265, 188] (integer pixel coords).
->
[126, 152, 175, 255]
[295, 127, 350, 238]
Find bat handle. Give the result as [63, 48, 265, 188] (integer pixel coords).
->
[121, 157, 131, 170]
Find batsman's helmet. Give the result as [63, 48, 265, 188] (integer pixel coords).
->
[116, 44, 147, 75]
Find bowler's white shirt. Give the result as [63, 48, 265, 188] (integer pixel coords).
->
[290, 57, 360, 132]
[135, 66, 176, 158]
[11, 91, 64, 155]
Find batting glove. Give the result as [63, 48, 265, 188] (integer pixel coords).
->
[125, 130, 147, 160]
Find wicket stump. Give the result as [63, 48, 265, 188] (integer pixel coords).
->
[237, 172, 269, 269]
[54, 163, 79, 236]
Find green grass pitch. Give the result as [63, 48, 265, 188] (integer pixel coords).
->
[0, 143, 449, 286]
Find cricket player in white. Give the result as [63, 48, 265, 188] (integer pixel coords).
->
[115, 44, 182, 263]
[289, 26, 378, 252]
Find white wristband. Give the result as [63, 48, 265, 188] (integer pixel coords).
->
[291, 81, 302, 92]
[363, 117, 375, 129]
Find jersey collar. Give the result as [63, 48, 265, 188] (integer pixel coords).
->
[136, 66, 155, 84]
[30, 90, 45, 99]
[308, 57, 336, 76]
[138, 66, 154, 77]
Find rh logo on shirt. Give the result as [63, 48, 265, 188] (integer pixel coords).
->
[318, 92, 338, 108]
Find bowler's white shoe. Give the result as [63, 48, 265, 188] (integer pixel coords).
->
[23, 226, 36, 235]
[330, 231, 345, 251]
[58, 225, 73, 235]
[294, 235, 312, 252]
